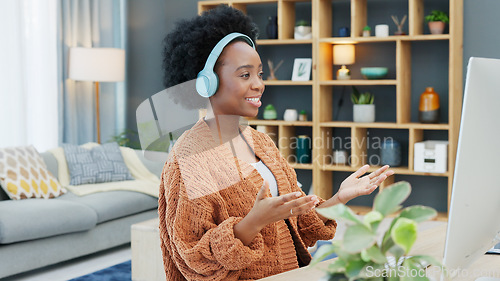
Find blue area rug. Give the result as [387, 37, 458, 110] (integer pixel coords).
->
[69, 260, 131, 281]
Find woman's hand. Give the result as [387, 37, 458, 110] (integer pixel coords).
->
[315, 165, 394, 222]
[234, 180, 318, 245]
[336, 164, 394, 204]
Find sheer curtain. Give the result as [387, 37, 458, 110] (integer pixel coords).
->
[0, 0, 59, 152]
[60, 0, 127, 145]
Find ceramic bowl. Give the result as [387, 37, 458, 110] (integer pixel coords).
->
[361, 67, 388, 79]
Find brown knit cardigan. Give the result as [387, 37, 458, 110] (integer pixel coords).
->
[158, 118, 337, 280]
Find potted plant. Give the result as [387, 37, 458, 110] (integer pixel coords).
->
[425, 10, 449, 34]
[294, 20, 312, 39]
[362, 25, 371, 37]
[312, 181, 444, 281]
[351, 86, 375, 123]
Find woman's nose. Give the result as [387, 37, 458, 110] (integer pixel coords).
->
[252, 76, 265, 93]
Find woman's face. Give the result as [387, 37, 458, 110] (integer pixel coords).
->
[209, 41, 265, 117]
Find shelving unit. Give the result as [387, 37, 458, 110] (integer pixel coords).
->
[198, 0, 463, 217]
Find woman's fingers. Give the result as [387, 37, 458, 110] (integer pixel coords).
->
[368, 165, 389, 179]
[279, 191, 302, 203]
[350, 164, 370, 179]
[256, 180, 269, 200]
[285, 195, 319, 216]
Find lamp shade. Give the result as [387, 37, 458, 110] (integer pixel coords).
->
[69, 47, 125, 82]
[333, 44, 355, 65]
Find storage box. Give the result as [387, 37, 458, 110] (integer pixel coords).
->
[414, 141, 448, 173]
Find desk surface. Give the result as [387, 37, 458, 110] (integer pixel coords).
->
[261, 222, 500, 281]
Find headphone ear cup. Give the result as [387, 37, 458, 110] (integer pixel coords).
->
[196, 70, 212, 98]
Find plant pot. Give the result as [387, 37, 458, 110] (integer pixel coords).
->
[353, 104, 375, 123]
[428, 21, 446, 34]
[294, 26, 312, 39]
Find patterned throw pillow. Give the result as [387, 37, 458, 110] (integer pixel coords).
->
[0, 146, 66, 200]
[63, 142, 134, 185]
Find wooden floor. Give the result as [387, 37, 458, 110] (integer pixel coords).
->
[1, 245, 131, 281]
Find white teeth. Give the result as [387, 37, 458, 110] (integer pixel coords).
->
[245, 97, 260, 102]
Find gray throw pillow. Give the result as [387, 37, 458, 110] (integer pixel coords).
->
[63, 143, 134, 185]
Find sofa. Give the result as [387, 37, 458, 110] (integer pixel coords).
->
[0, 148, 164, 279]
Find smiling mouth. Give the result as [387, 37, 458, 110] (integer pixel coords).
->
[245, 97, 262, 107]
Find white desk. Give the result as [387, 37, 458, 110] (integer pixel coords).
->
[261, 222, 500, 281]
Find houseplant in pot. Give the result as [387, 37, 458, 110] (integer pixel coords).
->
[294, 20, 312, 39]
[351, 86, 375, 123]
[425, 10, 449, 34]
[312, 181, 444, 281]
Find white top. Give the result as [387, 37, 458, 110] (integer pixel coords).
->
[250, 160, 279, 197]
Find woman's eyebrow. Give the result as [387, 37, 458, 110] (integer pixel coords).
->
[235, 64, 263, 71]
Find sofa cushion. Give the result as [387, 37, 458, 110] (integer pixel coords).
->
[0, 146, 66, 200]
[59, 191, 158, 223]
[63, 143, 134, 185]
[0, 196, 97, 244]
[40, 151, 59, 180]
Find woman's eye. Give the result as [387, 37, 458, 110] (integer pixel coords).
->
[241, 73, 250, 78]
[258, 72, 264, 78]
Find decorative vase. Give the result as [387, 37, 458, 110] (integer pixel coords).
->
[294, 26, 312, 39]
[375, 24, 389, 37]
[333, 150, 348, 165]
[419, 87, 440, 123]
[380, 139, 402, 167]
[266, 16, 278, 39]
[296, 135, 311, 164]
[283, 109, 298, 122]
[353, 104, 375, 123]
[263, 104, 277, 120]
[428, 21, 445, 34]
[338, 27, 349, 37]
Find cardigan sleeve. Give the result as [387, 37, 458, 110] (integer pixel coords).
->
[258, 132, 337, 247]
[159, 158, 265, 280]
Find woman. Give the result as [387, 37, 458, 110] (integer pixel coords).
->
[158, 5, 393, 280]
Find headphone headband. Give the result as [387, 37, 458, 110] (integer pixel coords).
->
[196, 32, 256, 98]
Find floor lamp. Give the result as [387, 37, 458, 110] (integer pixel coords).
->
[69, 47, 125, 144]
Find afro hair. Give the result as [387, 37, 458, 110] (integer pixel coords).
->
[161, 5, 259, 109]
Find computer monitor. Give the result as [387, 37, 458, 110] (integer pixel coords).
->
[443, 57, 500, 279]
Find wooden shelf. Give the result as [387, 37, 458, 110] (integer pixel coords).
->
[320, 165, 450, 177]
[320, 80, 397, 86]
[248, 120, 313, 126]
[264, 80, 313, 86]
[319, 34, 450, 44]
[257, 39, 313, 45]
[289, 162, 314, 170]
[201, 0, 463, 217]
[319, 122, 450, 130]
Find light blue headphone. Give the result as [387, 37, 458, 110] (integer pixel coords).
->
[196, 32, 255, 98]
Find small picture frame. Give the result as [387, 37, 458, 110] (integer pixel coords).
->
[291, 58, 312, 81]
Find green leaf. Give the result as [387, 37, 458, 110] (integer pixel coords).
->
[399, 206, 437, 223]
[358, 263, 385, 279]
[391, 218, 418, 254]
[311, 243, 337, 267]
[373, 181, 411, 216]
[326, 259, 347, 274]
[363, 245, 388, 264]
[363, 211, 384, 229]
[316, 204, 364, 225]
[343, 224, 376, 253]
[388, 244, 405, 265]
[345, 259, 366, 279]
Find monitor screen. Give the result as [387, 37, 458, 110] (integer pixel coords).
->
[443, 57, 500, 274]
